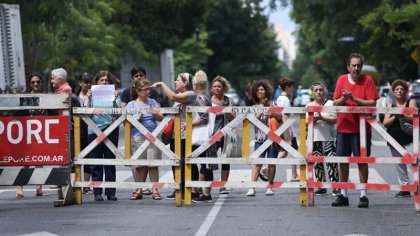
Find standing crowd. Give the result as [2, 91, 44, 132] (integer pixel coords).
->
[14, 52, 416, 208]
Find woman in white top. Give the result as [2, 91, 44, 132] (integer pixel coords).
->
[305, 81, 339, 196]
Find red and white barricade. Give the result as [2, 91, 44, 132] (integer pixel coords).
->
[306, 105, 419, 211]
[184, 106, 308, 205]
[72, 106, 184, 206]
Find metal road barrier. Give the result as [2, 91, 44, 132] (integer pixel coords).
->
[0, 93, 72, 206]
[306, 105, 420, 211]
[72, 106, 183, 206]
[184, 106, 308, 206]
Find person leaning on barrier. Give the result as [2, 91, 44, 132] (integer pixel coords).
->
[121, 65, 159, 196]
[127, 79, 163, 201]
[150, 73, 199, 200]
[15, 73, 51, 198]
[85, 70, 121, 202]
[246, 80, 280, 197]
[209, 76, 235, 195]
[306, 81, 340, 196]
[383, 79, 415, 198]
[331, 53, 379, 208]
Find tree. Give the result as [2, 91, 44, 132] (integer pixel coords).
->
[174, 31, 213, 76]
[205, 0, 282, 90]
[289, 0, 420, 86]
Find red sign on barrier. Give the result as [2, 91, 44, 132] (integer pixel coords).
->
[0, 116, 69, 166]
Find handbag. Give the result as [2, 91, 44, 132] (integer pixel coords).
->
[268, 117, 281, 151]
[396, 100, 414, 136]
[161, 119, 174, 145]
[192, 112, 214, 146]
[221, 130, 240, 158]
[399, 117, 413, 135]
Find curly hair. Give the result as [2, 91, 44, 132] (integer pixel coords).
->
[391, 79, 408, 93]
[212, 75, 231, 94]
[251, 80, 273, 103]
[93, 70, 118, 85]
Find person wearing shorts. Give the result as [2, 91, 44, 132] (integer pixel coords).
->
[331, 53, 379, 208]
[127, 79, 163, 201]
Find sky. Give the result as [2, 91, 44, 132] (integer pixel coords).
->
[264, 3, 298, 61]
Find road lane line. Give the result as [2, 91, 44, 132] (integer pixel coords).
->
[195, 194, 228, 236]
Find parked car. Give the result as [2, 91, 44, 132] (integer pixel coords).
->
[226, 88, 241, 106]
[410, 82, 420, 107]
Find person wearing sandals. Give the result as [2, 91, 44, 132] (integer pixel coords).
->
[383, 79, 415, 198]
[246, 80, 281, 197]
[121, 65, 159, 196]
[151, 73, 200, 200]
[127, 79, 164, 200]
[85, 71, 121, 202]
[306, 81, 340, 196]
[15, 73, 50, 198]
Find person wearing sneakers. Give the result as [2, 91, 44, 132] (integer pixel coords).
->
[209, 76, 235, 195]
[306, 81, 340, 196]
[383, 79, 415, 198]
[246, 80, 281, 197]
[331, 53, 379, 208]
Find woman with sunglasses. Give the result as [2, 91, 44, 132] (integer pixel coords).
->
[15, 73, 50, 198]
[127, 79, 164, 200]
[151, 73, 200, 200]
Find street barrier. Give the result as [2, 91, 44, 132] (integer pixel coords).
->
[72, 106, 183, 206]
[306, 105, 420, 211]
[184, 106, 308, 205]
[0, 93, 72, 206]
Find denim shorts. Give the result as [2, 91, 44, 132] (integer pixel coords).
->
[336, 132, 372, 157]
[255, 141, 277, 158]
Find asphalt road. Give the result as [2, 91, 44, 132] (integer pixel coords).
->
[1, 126, 419, 236]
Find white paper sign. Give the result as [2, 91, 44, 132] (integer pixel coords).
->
[92, 85, 115, 102]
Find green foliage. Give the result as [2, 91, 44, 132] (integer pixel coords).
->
[290, 0, 420, 86]
[205, 0, 282, 91]
[174, 32, 213, 76]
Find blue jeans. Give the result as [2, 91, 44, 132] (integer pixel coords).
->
[88, 127, 119, 196]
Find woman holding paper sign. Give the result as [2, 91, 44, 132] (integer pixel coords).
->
[86, 70, 121, 202]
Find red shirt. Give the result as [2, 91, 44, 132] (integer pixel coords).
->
[333, 74, 379, 133]
[55, 82, 72, 95]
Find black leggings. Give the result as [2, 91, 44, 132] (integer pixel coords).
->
[170, 139, 198, 194]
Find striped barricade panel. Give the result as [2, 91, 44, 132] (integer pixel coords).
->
[0, 167, 69, 186]
[306, 105, 420, 211]
[72, 107, 183, 206]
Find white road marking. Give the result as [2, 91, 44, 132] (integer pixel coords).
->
[19, 232, 58, 236]
[195, 194, 228, 236]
